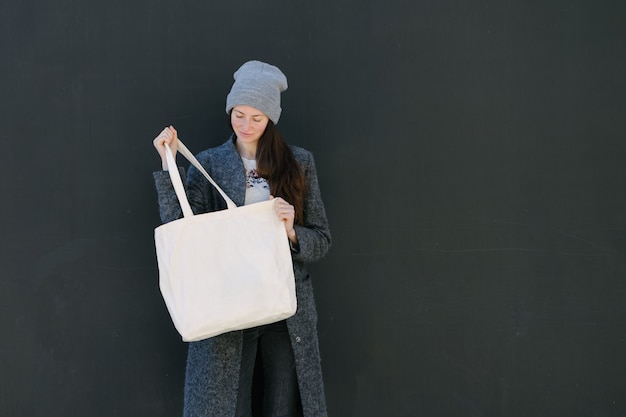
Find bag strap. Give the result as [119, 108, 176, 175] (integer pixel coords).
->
[164, 140, 237, 218]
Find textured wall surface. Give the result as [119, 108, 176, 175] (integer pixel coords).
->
[2, 0, 625, 416]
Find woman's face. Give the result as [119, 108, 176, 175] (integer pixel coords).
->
[231, 105, 269, 146]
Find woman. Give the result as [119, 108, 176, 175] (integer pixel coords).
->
[152, 60, 331, 417]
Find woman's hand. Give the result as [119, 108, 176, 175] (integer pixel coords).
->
[153, 125, 179, 170]
[271, 196, 298, 244]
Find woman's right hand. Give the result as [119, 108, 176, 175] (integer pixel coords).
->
[153, 125, 179, 170]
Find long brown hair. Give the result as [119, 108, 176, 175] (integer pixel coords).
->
[254, 122, 307, 225]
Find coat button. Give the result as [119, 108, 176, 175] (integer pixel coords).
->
[295, 336, 302, 343]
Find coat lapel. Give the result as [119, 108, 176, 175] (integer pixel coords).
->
[212, 137, 246, 207]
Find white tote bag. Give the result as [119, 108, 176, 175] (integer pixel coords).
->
[154, 140, 296, 342]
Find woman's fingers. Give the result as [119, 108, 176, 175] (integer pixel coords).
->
[153, 126, 178, 169]
[271, 197, 295, 230]
[154, 126, 179, 149]
[272, 197, 295, 219]
[270, 196, 296, 241]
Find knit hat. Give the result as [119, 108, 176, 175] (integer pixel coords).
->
[225, 60, 288, 124]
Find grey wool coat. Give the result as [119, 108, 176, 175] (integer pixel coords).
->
[153, 136, 332, 417]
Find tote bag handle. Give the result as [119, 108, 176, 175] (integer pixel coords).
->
[164, 140, 238, 218]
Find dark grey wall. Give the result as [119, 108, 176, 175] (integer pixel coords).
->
[2, 0, 625, 416]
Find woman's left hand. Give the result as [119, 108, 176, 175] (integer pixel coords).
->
[271, 196, 298, 244]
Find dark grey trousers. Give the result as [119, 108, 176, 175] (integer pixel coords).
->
[235, 320, 303, 417]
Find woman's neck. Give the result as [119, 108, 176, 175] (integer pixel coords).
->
[236, 139, 257, 160]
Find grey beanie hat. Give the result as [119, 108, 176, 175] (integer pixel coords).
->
[225, 60, 288, 124]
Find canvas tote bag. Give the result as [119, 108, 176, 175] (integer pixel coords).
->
[154, 140, 297, 342]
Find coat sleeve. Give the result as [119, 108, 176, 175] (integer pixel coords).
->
[292, 150, 332, 264]
[153, 168, 185, 224]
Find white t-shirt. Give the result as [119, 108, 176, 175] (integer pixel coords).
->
[242, 157, 270, 205]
